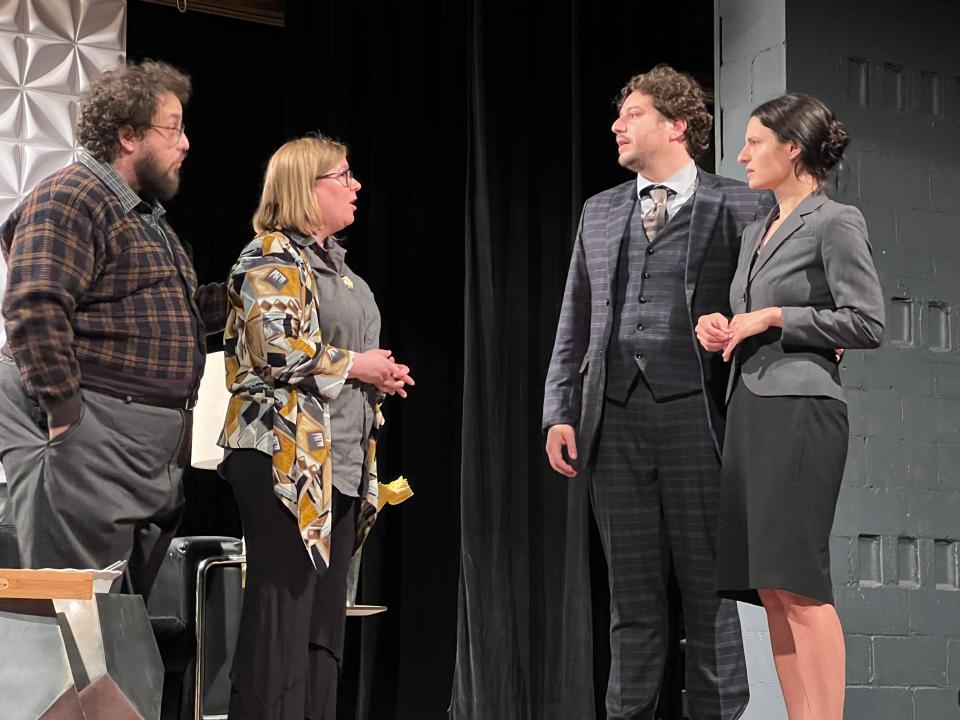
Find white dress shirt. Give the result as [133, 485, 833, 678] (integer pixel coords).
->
[636, 160, 698, 220]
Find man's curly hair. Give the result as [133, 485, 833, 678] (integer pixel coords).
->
[617, 64, 713, 160]
[76, 60, 191, 163]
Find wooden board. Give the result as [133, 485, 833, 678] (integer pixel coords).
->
[0, 569, 93, 600]
[346, 604, 387, 617]
[138, 0, 284, 27]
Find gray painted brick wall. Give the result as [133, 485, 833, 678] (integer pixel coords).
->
[720, 1, 960, 718]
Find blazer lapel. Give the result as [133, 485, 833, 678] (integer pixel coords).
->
[749, 193, 826, 281]
[685, 169, 721, 304]
[605, 182, 637, 285]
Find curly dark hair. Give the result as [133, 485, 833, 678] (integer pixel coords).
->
[617, 64, 713, 160]
[76, 60, 191, 163]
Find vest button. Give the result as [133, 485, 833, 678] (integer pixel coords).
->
[636, 352, 644, 359]
[639, 296, 646, 303]
[637, 323, 644, 330]
[643, 272, 650, 279]
[647, 247, 655, 255]
[605, 299, 610, 306]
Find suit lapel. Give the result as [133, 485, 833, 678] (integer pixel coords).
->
[685, 169, 721, 304]
[605, 182, 637, 285]
[749, 193, 826, 281]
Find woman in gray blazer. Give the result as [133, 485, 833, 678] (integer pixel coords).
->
[695, 94, 884, 720]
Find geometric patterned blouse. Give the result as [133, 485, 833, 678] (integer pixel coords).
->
[218, 230, 379, 570]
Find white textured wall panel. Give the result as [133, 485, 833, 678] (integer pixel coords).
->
[0, 0, 125, 214]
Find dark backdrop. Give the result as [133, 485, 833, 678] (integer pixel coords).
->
[127, 1, 713, 717]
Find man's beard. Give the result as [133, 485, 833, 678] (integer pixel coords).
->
[134, 151, 182, 201]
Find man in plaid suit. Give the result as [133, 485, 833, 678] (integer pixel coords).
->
[543, 65, 774, 719]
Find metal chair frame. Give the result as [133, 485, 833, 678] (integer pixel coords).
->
[194, 553, 245, 720]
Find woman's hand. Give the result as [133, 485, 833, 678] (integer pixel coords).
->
[695, 313, 732, 352]
[721, 307, 783, 362]
[350, 348, 415, 397]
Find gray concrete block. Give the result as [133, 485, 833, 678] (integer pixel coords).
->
[742, 630, 779, 685]
[720, 57, 752, 109]
[904, 442, 939, 491]
[915, 491, 960, 540]
[913, 687, 959, 720]
[862, 153, 929, 210]
[902, 396, 960, 444]
[844, 686, 913, 720]
[846, 388, 902, 438]
[947, 638, 960, 685]
[719, 103, 752, 178]
[857, 198, 896, 247]
[840, 105, 897, 154]
[874, 636, 947, 686]
[893, 243, 937, 282]
[841, 347, 867, 390]
[882, 534, 900, 586]
[897, 113, 960, 168]
[898, 208, 960, 263]
[832, 534, 854, 586]
[740, 682, 787, 720]
[938, 446, 960, 490]
[834, 486, 915, 537]
[861, 350, 931, 396]
[919, 538, 937, 589]
[845, 633, 874, 685]
[751, 44, 786, 103]
[722, 2, 786, 63]
[934, 361, 960, 399]
[835, 585, 910, 635]
[908, 588, 960, 636]
[865, 438, 908, 491]
[930, 165, 960, 215]
[844, 436, 868, 489]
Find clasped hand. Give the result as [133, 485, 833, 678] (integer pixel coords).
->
[695, 308, 781, 362]
[351, 348, 415, 397]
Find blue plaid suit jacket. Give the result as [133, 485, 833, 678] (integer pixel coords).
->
[543, 168, 775, 466]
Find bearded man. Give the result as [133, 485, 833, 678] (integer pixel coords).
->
[0, 60, 226, 596]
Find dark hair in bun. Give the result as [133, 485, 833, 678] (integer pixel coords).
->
[751, 94, 850, 188]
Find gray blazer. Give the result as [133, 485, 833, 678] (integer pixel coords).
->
[543, 169, 774, 465]
[729, 193, 885, 402]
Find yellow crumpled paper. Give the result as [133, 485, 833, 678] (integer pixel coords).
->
[376, 475, 414, 512]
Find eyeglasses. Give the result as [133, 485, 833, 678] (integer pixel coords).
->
[148, 123, 186, 143]
[316, 167, 354, 188]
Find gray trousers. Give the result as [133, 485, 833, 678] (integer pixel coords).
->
[590, 382, 748, 720]
[0, 354, 189, 597]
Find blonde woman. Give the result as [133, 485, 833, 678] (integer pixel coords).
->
[218, 135, 413, 720]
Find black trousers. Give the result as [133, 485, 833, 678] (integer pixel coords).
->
[222, 450, 358, 720]
[590, 382, 748, 720]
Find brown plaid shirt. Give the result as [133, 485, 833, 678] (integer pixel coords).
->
[0, 153, 227, 426]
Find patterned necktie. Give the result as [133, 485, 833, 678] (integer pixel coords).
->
[642, 185, 673, 240]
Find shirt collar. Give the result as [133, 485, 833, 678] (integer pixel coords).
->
[77, 150, 165, 218]
[286, 230, 348, 264]
[635, 160, 698, 199]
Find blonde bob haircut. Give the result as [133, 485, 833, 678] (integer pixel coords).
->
[252, 134, 347, 236]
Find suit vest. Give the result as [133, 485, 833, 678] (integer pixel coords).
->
[605, 196, 702, 402]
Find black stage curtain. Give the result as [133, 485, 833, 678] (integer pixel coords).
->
[451, 1, 594, 718]
[129, 2, 713, 718]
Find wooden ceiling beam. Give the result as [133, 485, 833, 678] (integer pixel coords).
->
[138, 0, 284, 27]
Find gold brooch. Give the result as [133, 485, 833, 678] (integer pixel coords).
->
[341, 275, 354, 289]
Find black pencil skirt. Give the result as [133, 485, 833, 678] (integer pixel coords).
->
[220, 449, 358, 720]
[715, 380, 849, 606]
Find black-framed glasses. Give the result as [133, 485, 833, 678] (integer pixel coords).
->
[148, 123, 186, 143]
[316, 167, 354, 188]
